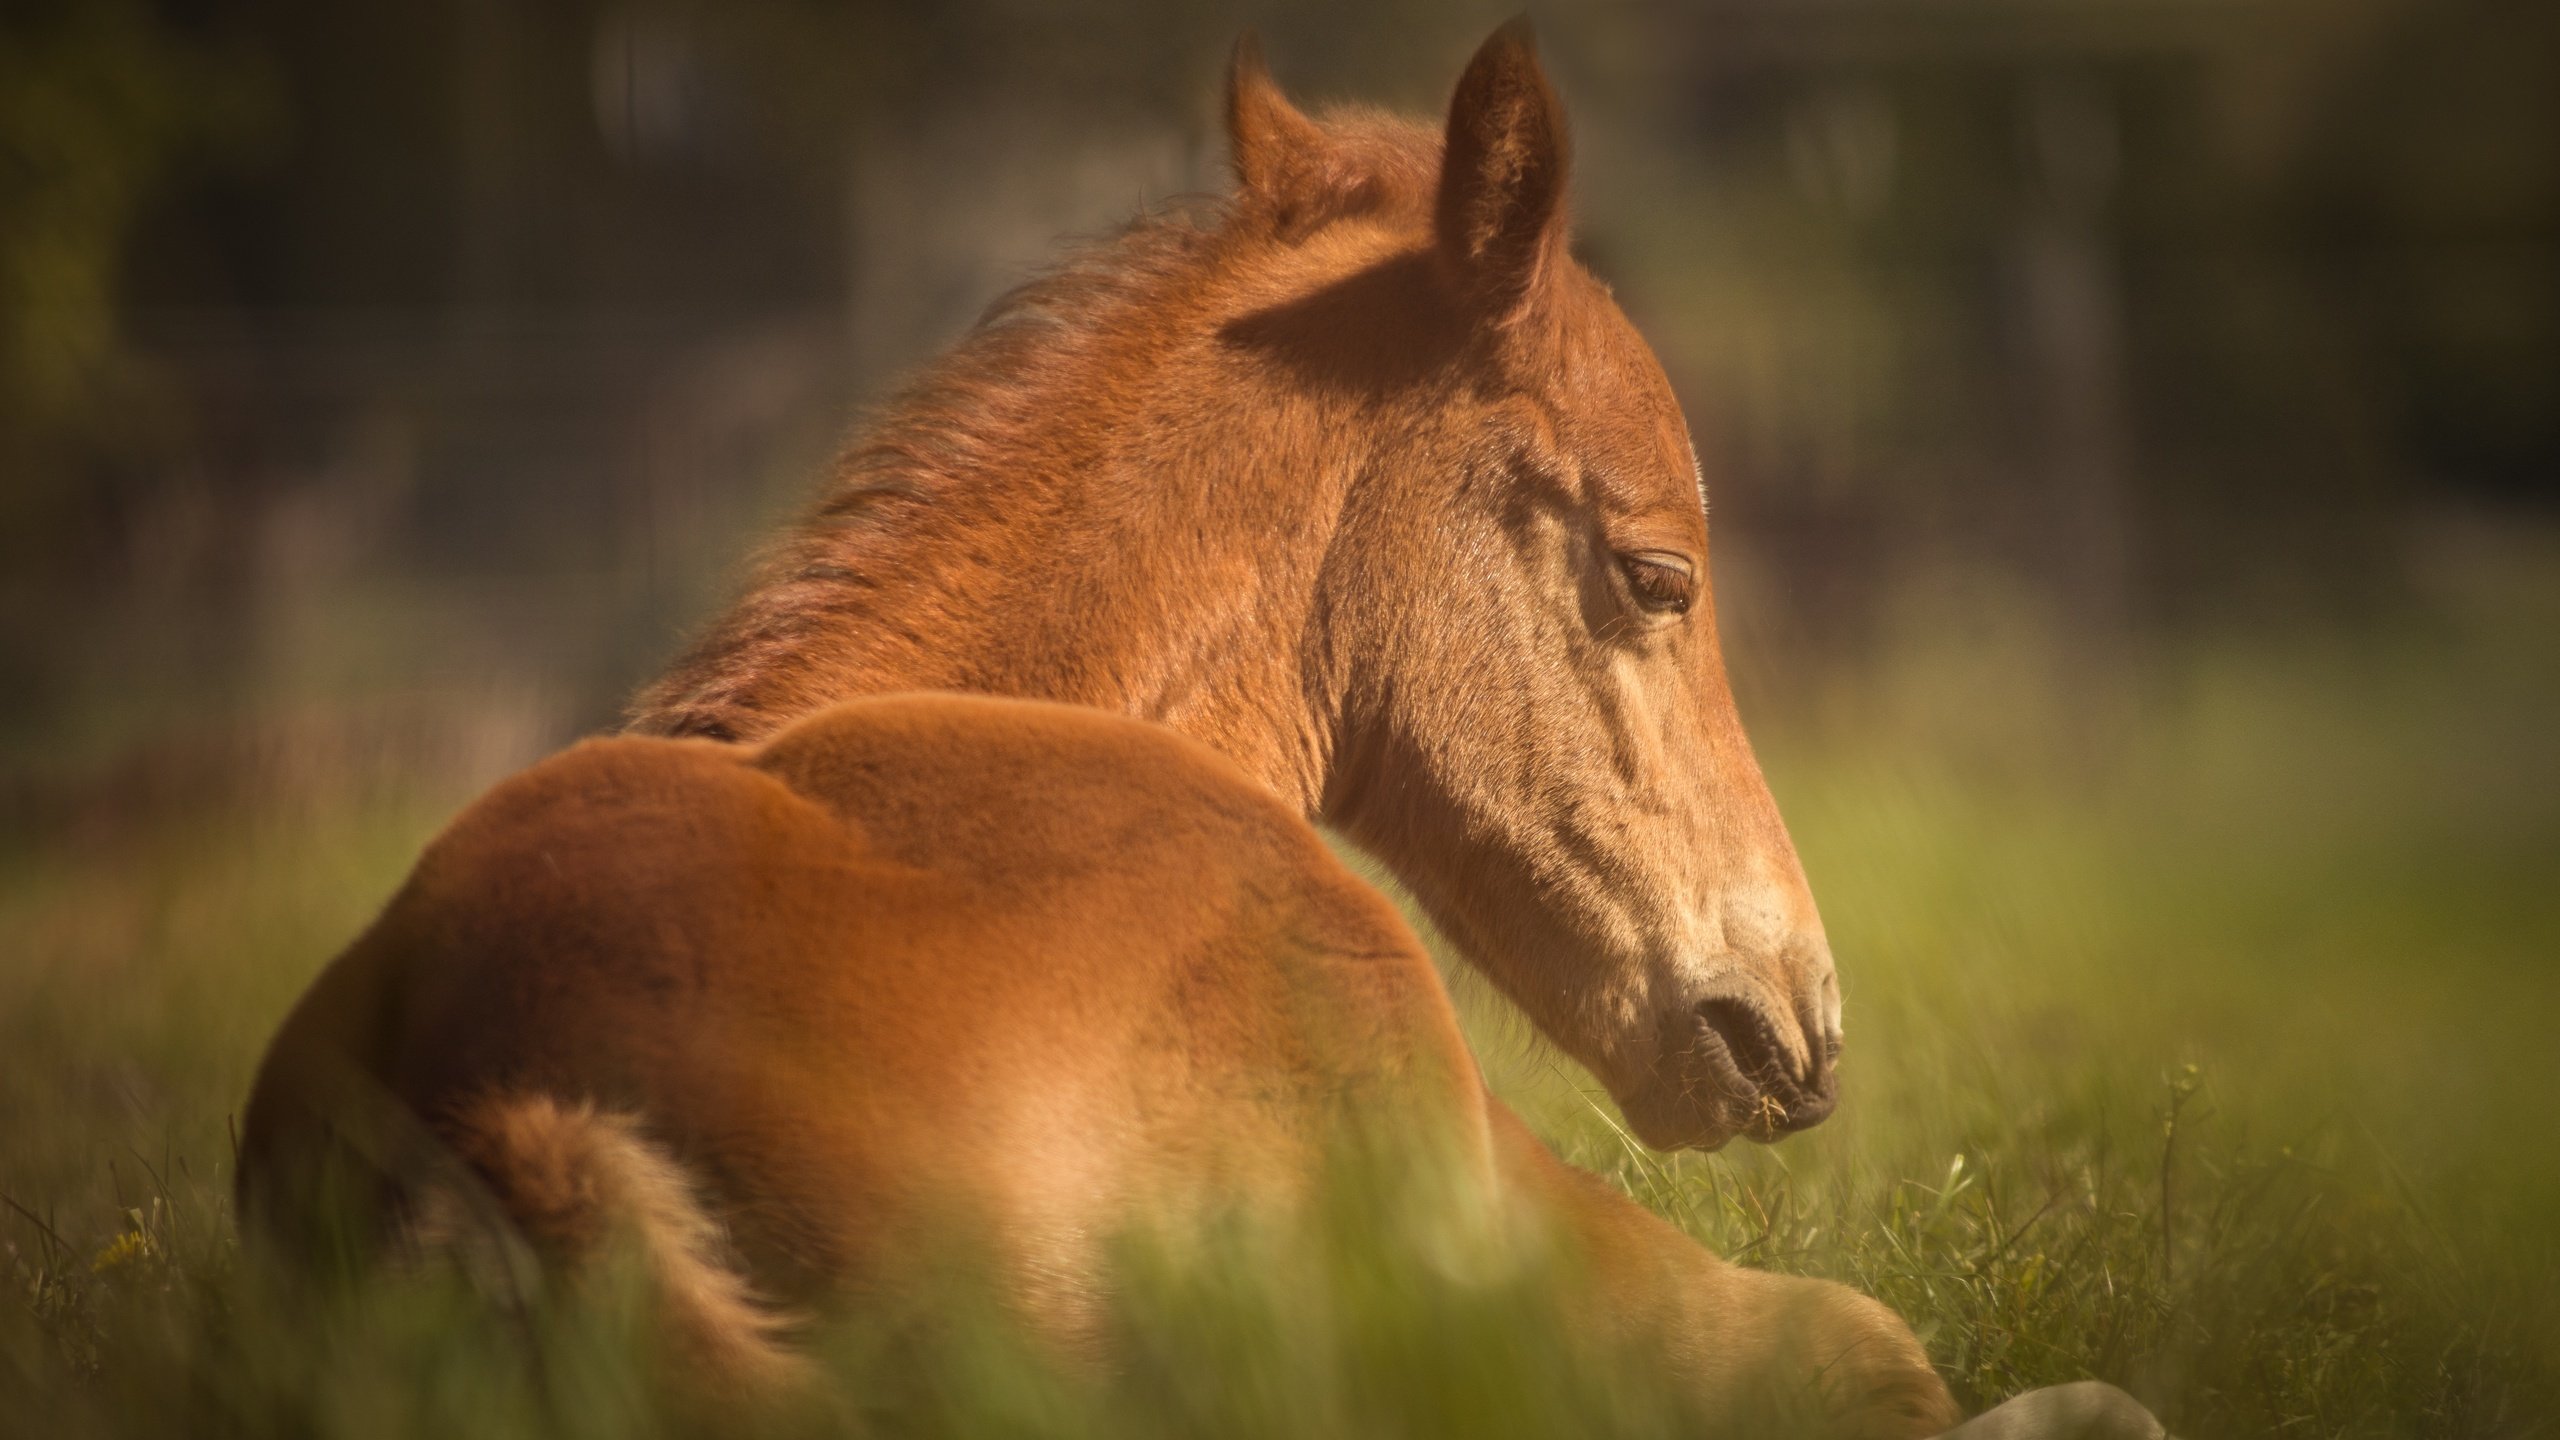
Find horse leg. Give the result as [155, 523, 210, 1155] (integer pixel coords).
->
[1488, 1103, 1958, 1438]
[1483, 1099, 2172, 1440]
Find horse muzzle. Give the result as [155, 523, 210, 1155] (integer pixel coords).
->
[1621, 994, 1841, 1150]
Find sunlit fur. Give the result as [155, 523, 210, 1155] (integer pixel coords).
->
[241, 692, 1952, 1434]
[630, 25, 1839, 1156]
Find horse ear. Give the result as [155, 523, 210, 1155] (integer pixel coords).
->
[1226, 33, 1326, 206]
[1435, 19, 1570, 320]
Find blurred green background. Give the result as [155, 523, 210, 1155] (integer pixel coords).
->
[2, 1, 2554, 1435]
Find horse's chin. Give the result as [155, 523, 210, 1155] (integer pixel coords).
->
[1615, 1077, 1752, 1153]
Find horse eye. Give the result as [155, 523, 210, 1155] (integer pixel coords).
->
[1617, 552, 1694, 615]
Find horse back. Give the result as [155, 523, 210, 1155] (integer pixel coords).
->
[241, 693, 1491, 1312]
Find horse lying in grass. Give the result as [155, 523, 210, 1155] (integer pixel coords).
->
[242, 693, 1949, 1431]
[242, 694, 2162, 1437]
[240, 25, 2165, 1439]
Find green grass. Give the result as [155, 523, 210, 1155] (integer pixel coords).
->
[3, 557, 2555, 1437]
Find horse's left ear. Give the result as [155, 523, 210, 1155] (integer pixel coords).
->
[1227, 33, 1327, 210]
[1435, 19, 1571, 321]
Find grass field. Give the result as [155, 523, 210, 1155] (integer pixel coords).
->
[3, 545, 2554, 1438]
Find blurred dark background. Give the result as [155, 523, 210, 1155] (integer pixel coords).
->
[4, 0, 2555, 831]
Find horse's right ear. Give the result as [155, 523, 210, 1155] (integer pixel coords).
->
[1226, 34, 1327, 210]
[1435, 20, 1570, 321]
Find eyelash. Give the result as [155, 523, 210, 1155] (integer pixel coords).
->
[1617, 553, 1694, 616]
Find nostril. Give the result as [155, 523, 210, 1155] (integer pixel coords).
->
[1696, 998, 1796, 1092]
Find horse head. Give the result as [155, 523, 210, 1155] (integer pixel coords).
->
[1229, 27, 1840, 1150]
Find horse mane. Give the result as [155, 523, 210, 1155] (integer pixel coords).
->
[629, 108, 1444, 741]
[819, 103, 1444, 521]
[822, 205, 1229, 524]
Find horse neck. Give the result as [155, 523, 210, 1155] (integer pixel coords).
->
[632, 338, 1365, 817]
[1006, 433, 1356, 812]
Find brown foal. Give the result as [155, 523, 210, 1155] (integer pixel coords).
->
[242, 25, 2173, 1439]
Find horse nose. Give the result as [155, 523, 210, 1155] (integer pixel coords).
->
[1696, 996, 1839, 1136]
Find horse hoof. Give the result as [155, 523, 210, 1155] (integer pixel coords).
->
[1934, 1381, 2168, 1440]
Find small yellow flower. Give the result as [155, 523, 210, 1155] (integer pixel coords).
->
[89, 1230, 150, 1274]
